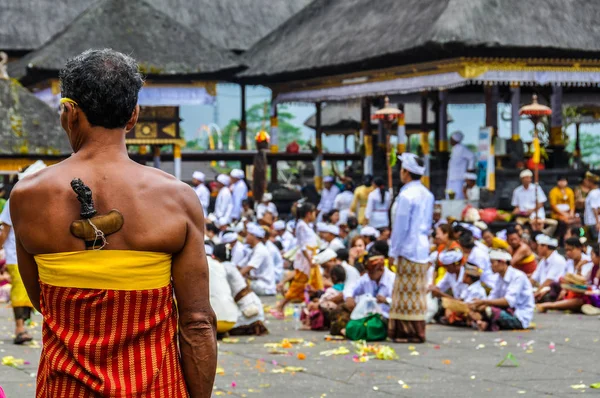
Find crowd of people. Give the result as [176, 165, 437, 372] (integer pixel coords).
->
[194, 148, 600, 343]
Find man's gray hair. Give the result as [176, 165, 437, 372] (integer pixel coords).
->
[59, 49, 144, 129]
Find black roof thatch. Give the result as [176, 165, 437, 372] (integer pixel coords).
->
[0, 0, 311, 54]
[0, 79, 70, 154]
[304, 102, 448, 135]
[8, 0, 243, 84]
[241, 0, 600, 83]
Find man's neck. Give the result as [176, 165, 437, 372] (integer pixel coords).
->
[544, 250, 555, 260]
[523, 183, 530, 189]
[73, 128, 129, 161]
[499, 266, 509, 278]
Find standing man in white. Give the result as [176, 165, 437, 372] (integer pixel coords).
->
[213, 174, 233, 227]
[230, 169, 248, 222]
[192, 171, 210, 216]
[317, 176, 340, 222]
[446, 131, 475, 199]
[389, 153, 434, 343]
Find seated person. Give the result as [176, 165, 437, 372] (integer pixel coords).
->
[206, 245, 239, 335]
[429, 249, 466, 300]
[321, 224, 346, 252]
[549, 176, 576, 225]
[463, 172, 480, 202]
[564, 237, 593, 278]
[531, 234, 567, 302]
[458, 233, 498, 287]
[537, 242, 600, 314]
[241, 199, 255, 220]
[301, 262, 346, 331]
[359, 226, 379, 251]
[460, 263, 487, 303]
[511, 169, 557, 235]
[482, 229, 512, 253]
[335, 249, 361, 301]
[506, 228, 537, 276]
[345, 249, 396, 320]
[213, 244, 268, 336]
[469, 250, 535, 331]
[239, 223, 276, 296]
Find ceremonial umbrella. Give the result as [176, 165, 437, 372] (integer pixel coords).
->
[372, 97, 402, 190]
[519, 94, 552, 224]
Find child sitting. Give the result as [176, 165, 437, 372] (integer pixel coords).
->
[301, 265, 346, 330]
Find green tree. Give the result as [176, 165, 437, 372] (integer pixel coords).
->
[221, 101, 304, 150]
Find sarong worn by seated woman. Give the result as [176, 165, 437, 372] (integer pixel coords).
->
[34, 251, 189, 397]
[513, 253, 537, 276]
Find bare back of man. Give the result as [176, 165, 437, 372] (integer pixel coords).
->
[10, 49, 216, 398]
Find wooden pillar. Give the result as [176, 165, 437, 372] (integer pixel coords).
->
[510, 84, 521, 140]
[240, 84, 247, 150]
[315, 102, 323, 191]
[396, 103, 406, 154]
[485, 85, 499, 133]
[173, 144, 182, 180]
[438, 90, 448, 153]
[550, 85, 564, 147]
[152, 145, 161, 169]
[362, 98, 373, 176]
[420, 93, 430, 188]
[270, 95, 278, 183]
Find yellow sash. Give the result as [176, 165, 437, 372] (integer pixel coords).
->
[35, 250, 171, 290]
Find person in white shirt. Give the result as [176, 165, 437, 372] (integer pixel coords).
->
[463, 172, 480, 202]
[460, 263, 487, 303]
[458, 233, 498, 287]
[220, 231, 248, 268]
[345, 249, 396, 319]
[317, 176, 340, 222]
[256, 193, 278, 224]
[281, 221, 296, 252]
[446, 131, 475, 200]
[265, 233, 285, 283]
[0, 199, 34, 344]
[213, 174, 233, 226]
[582, 171, 600, 241]
[360, 226, 379, 252]
[334, 185, 355, 226]
[334, 249, 361, 300]
[229, 169, 248, 221]
[470, 250, 534, 331]
[564, 237, 593, 278]
[240, 223, 276, 296]
[365, 177, 391, 229]
[531, 234, 567, 302]
[430, 249, 466, 300]
[206, 254, 239, 334]
[272, 220, 286, 243]
[511, 169, 551, 232]
[389, 153, 434, 343]
[192, 171, 210, 216]
[319, 224, 345, 252]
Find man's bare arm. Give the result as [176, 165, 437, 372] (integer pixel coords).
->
[510, 245, 528, 266]
[15, 238, 41, 311]
[172, 187, 217, 398]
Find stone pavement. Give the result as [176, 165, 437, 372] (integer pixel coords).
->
[2, 300, 600, 397]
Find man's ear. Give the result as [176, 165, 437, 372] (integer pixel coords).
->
[125, 105, 140, 132]
[65, 102, 79, 132]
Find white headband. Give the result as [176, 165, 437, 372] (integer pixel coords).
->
[489, 249, 512, 262]
[439, 249, 463, 265]
[247, 223, 266, 239]
[399, 153, 425, 176]
[217, 174, 230, 186]
[192, 171, 205, 182]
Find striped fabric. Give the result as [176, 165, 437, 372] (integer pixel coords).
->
[36, 281, 189, 397]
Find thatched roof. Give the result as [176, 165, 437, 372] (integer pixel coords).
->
[241, 0, 600, 83]
[304, 102, 450, 135]
[0, 0, 92, 53]
[0, 0, 311, 54]
[148, 0, 312, 52]
[8, 0, 243, 83]
[0, 79, 70, 154]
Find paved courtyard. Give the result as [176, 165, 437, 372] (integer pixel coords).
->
[2, 299, 600, 397]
